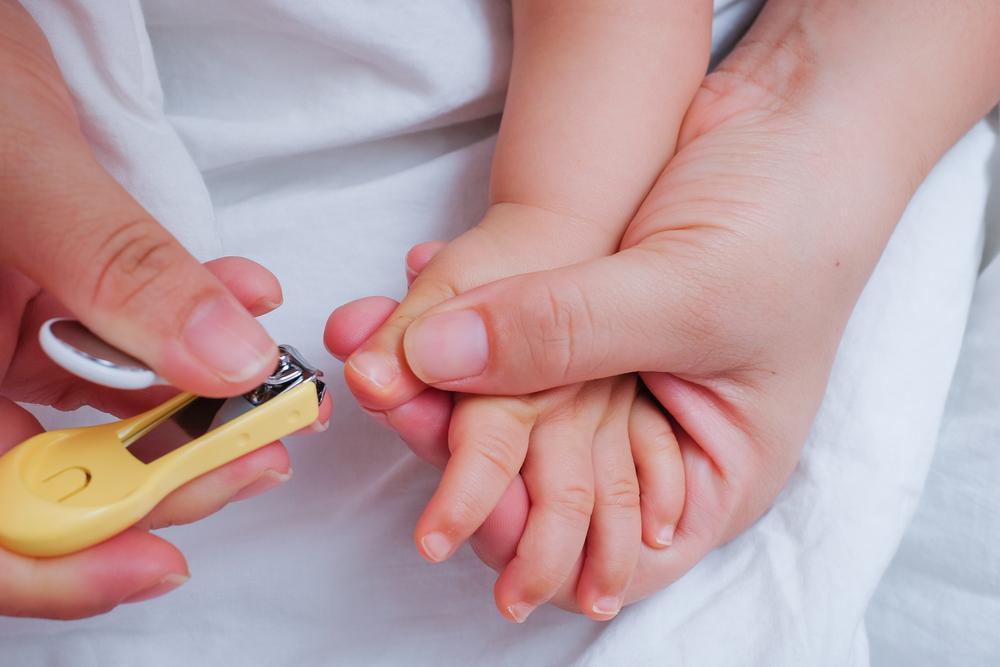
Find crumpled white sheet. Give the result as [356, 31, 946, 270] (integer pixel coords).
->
[0, 1, 996, 665]
[865, 109, 1000, 665]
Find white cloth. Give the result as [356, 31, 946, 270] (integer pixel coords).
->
[865, 109, 1000, 665]
[1, 1, 997, 665]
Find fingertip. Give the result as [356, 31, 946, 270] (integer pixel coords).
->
[405, 240, 447, 277]
[584, 595, 623, 621]
[121, 572, 190, 604]
[651, 524, 675, 549]
[312, 391, 334, 431]
[414, 529, 456, 564]
[501, 600, 537, 624]
[76, 529, 189, 613]
[323, 296, 399, 360]
[88, 528, 189, 577]
[641, 512, 681, 552]
[140, 441, 290, 530]
[382, 388, 452, 468]
[205, 256, 283, 316]
[0, 516, 189, 620]
[229, 468, 293, 503]
[492, 554, 570, 626]
[157, 296, 279, 398]
[298, 391, 334, 435]
[629, 395, 686, 551]
[344, 350, 402, 400]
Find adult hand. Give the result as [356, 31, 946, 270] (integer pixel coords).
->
[0, 257, 308, 619]
[329, 0, 1000, 609]
[0, 0, 277, 397]
[0, 2, 322, 618]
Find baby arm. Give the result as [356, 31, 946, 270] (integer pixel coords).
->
[344, 0, 711, 411]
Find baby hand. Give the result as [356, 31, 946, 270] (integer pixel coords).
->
[332, 24, 946, 622]
[420, 376, 684, 622]
[330, 216, 685, 623]
[329, 0, 709, 622]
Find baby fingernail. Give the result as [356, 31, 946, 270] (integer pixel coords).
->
[231, 469, 292, 502]
[420, 532, 453, 563]
[182, 296, 277, 383]
[656, 524, 675, 547]
[348, 351, 398, 390]
[309, 418, 330, 432]
[592, 596, 622, 617]
[123, 573, 190, 604]
[404, 310, 488, 383]
[506, 602, 537, 624]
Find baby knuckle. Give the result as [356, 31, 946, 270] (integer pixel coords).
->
[88, 218, 180, 312]
[470, 431, 523, 481]
[600, 476, 641, 510]
[442, 489, 488, 530]
[638, 423, 678, 458]
[545, 484, 595, 524]
[522, 563, 569, 597]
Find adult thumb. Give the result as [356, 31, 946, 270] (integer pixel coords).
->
[0, 144, 277, 397]
[401, 248, 699, 396]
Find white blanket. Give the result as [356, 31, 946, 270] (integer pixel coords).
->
[1, 1, 996, 665]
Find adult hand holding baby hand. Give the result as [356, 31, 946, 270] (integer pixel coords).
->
[332, 0, 711, 622]
[0, 0, 303, 618]
[332, 0, 1000, 616]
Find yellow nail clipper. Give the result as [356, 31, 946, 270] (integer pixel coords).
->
[0, 319, 324, 557]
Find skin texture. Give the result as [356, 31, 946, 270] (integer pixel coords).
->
[0, 2, 331, 618]
[337, 0, 712, 622]
[328, 0, 1000, 620]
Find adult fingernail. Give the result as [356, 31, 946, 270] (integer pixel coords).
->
[506, 602, 536, 624]
[231, 468, 292, 502]
[656, 524, 675, 547]
[123, 573, 189, 604]
[182, 297, 276, 383]
[249, 296, 283, 315]
[592, 596, 622, 617]
[348, 352, 399, 391]
[404, 310, 487, 383]
[419, 532, 453, 563]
